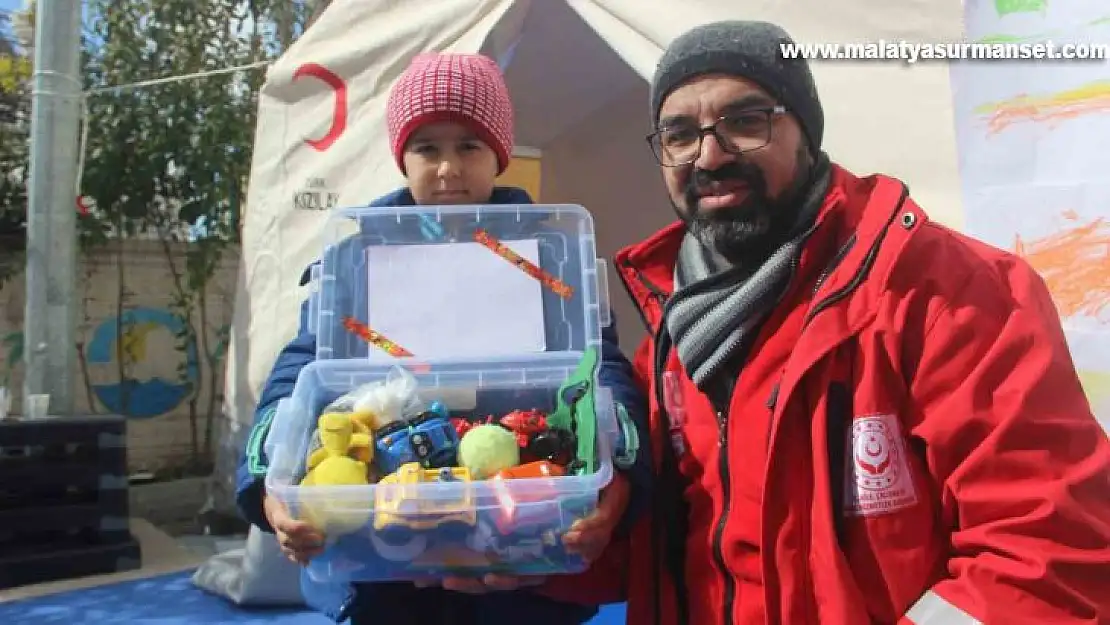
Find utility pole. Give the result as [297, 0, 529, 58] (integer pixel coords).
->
[22, 0, 83, 416]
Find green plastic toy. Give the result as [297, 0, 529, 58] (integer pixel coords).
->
[546, 346, 600, 474]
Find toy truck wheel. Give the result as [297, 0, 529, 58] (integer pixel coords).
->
[370, 530, 428, 562]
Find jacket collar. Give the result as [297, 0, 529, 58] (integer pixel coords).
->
[613, 164, 916, 330]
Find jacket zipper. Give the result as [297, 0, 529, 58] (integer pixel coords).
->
[811, 233, 856, 298]
[616, 256, 666, 333]
[712, 405, 735, 625]
[803, 187, 906, 328]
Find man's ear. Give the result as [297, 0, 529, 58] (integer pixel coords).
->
[794, 140, 816, 185]
[798, 140, 814, 169]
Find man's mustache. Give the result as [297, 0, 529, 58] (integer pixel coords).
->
[684, 162, 768, 211]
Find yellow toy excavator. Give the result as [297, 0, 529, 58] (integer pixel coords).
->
[299, 412, 375, 536]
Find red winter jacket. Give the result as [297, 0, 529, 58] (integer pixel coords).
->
[543, 164, 1110, 624]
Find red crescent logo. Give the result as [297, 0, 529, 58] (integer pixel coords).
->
[864, 438, 882, 457]
[292, 62, 348, 152]
[857, 433, 891, 475]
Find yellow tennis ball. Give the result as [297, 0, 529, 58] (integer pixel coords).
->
[457, 424, 520, 479]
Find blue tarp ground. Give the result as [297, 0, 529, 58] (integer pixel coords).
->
[0, 571, 627, 624]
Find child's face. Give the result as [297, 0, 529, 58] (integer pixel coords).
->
[402, 122, 499, 205]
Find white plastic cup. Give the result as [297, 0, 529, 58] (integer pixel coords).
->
[26, 393, 49, 419]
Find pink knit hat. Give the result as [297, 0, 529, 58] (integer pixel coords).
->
[386, 52, 515, 174]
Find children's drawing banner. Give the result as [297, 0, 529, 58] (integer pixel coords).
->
[950, 0, 1110, 431]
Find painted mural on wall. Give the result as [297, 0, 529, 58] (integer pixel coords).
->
[0, 307, 201, 419]
[0, 242, 238, 473]
[85, 307, 200, 419]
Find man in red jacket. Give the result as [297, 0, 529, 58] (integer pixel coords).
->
[557, 19, 1110, 625]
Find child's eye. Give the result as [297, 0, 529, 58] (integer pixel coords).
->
[459, 141, 482, 152]
[412, 144, 437, 156]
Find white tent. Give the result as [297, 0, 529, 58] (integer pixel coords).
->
[214, 0, 966, 513]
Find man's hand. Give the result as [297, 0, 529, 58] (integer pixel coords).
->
[562, 472, 630, 563]
[263, 491, 324, 565]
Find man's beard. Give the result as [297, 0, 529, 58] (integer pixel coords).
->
[674, 157, 809, 264]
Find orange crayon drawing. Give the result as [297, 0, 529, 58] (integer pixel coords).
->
[1013, 210, 1110, 321]
[975, 80, 1110, 136]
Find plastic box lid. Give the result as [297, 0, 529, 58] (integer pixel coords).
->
[263, 355, 618, 582]
[306, 203, 610, 363]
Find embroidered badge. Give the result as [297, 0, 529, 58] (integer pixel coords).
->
[844, 413, 918, 517]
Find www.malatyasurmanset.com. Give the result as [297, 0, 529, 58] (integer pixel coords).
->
[781, 40, 1110, 63]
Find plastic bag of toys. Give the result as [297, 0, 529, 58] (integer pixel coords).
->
[321, 366, 424, 431]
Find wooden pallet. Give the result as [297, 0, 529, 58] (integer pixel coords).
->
[0, 415, 142, 589]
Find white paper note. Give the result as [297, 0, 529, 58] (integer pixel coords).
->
[366, 239, 547, 359]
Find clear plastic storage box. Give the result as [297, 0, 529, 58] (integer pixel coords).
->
[306, 203, 610, 362]
[264, 355, 618, 583]
[265, 201, 622, 583]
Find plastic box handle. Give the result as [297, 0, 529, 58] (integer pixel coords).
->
[596, 258, 611, 328]
[306, 264, 322, 336]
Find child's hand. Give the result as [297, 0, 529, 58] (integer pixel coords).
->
[561, 472, 630, 563]
[263, 491, 324, 565]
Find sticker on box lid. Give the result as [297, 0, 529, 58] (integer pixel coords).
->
[473, 228, 573, 299]
[342, 316, 414, 358]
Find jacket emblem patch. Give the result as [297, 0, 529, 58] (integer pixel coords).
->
[844, 413, 918, 517]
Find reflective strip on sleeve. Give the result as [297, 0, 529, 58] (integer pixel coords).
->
[904, 590, 982, 625]
[245, 406, 277, 476]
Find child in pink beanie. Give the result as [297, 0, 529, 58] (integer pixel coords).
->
[387, 52, 515, 178]
[237, 51, 650, 625]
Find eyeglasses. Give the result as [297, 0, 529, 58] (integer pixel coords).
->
[646, 105, 787, 167]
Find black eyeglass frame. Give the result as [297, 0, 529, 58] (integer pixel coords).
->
[646, 104, 788, 167]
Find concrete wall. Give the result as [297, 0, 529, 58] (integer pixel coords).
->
[0, 240, 239, 475]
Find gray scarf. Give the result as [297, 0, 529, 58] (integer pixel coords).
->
[664, 154, 832, 388]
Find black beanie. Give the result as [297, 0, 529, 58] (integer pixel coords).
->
[650, 20, 824, 157]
